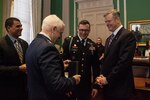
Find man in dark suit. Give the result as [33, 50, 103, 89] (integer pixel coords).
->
[0, 17, 28, 100]
[26, 15, 81, 100]
[96, 9, 136, 100]
[62, 20, 100, 100]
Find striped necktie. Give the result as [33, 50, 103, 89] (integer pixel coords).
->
[108, 34, 115, 46]
[15, 39, 23, 64]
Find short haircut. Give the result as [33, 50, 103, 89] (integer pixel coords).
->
[5, 17, 20, 31]
[104, 9, 120, 19]
[78, 20, 90, 29]
[42, 15, 65, 32]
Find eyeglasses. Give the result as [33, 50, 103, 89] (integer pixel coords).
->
[79, 29, 90, 33]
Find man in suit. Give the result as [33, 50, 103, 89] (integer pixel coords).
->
[0, 17, 28, 100]
[26, 15, 81, 100]
[96, 9, 136, 100]
[62, 20, 100, 100]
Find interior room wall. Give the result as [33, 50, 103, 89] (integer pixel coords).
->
[1, 0, 150, 43]
[114, 0, 150, 30]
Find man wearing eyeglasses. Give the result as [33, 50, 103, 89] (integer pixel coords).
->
[62, 20, 100, 100]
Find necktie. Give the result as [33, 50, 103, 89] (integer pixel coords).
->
[15, 40, 23, 64]
[81, 39, 85, 46]
[108, 34, 115, 46]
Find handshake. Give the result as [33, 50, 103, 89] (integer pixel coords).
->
[96, 74, 108, 88]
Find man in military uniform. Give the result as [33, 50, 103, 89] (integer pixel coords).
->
[62, 20, 100, 100]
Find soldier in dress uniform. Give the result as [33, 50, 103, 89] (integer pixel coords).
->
[62, 20, 100, 100]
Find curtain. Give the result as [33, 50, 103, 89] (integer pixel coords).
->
[13, 0, 32, 43]
[13, 0, 42, 43]
[31, 0, 42, 40]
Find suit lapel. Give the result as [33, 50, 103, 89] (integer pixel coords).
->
[5, 35, 21, 64]
[105, 27, 124, 57]
[5, 35, 18, 53]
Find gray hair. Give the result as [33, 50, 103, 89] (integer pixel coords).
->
[104, 9, 120, 19]
[42, 15, 65, 32]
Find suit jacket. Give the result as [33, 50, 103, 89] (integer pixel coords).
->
[62, 35, 100, 98]
[101, 27, 136, 99]
[26, 34, 76, 100]
[0, 35, 28, 100]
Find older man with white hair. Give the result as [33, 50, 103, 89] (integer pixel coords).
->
[26, 15, 81, 100]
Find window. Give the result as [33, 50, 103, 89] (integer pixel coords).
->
[11, 0, 33, 43]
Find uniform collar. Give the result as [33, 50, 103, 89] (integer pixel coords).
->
[77, 33, 87, 42]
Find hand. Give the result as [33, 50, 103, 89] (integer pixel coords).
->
[73, 75, 81, 85]
[99, 53, 104, 60]
[91, 88, 98, 98]
[63, 59, 71, 70]
[99, 75, 108, 85]
[66, 91, 72, 97]
[96, 75, 102, 88]
[19, 64, 26, 72]
[96, 74, 108, 88]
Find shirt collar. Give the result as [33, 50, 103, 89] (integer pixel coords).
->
[113, 25, 123, 36]
[39, 32, 51, 40]
[8, 34, 16, 43]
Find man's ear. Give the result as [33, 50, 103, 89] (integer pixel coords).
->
[51, 26, 57, 34]
[6, 26, 11, 32]
[53, 26, 57, 31]
[7, 26, 11, 30]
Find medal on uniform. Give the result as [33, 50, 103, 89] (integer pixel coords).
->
[89, 43, 95, 55]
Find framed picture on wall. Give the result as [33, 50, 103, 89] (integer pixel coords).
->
[128, 20, 150, 44]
